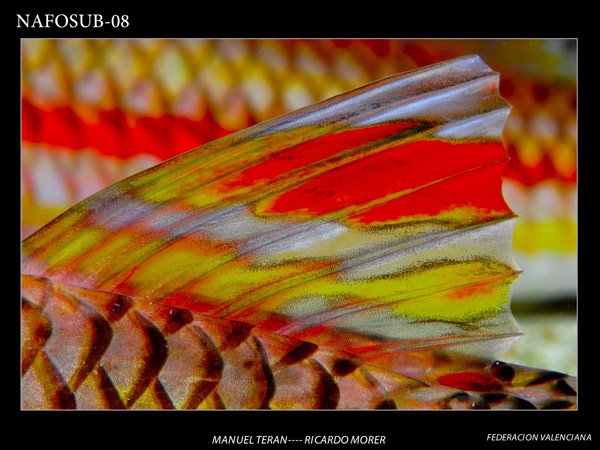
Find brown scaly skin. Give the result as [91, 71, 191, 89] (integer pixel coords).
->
[21, 274, 576, 410]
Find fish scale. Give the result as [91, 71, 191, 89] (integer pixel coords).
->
[21, 274, 576, 409]
[21, 56, 577, 409]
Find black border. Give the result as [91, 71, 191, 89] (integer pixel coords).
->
[10, 6, 592, 448]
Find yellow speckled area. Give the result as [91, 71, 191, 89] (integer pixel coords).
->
[20, 48, 579, 409]
[269, 259, 518, 323]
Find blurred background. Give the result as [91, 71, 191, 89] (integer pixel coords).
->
[20, 38, 577, 375]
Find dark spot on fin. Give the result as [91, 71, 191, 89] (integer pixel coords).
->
[512, 397, 537, 409]
[472, 399, 491, 409]
[375, 399, 397, 409]
[540, 400, 575, 409]
[482, 392, 536, 409]
[253, 336, 276, 410]
[107, 295, 134, 323]
[279, 342, 319, 367]
[482, 393, 508, 403]
[162, 307, 194, 336]
[554, 378, 577, 396]
[332, 359, 358, 377]
[490, 361, 515, 382]
[315, 362, 340, 409]
[96, 366, 126, 409]
[450, 392, 471, 402]
[445, 392, 490, 409]
[202, 319, 254, 351]
[526, 370, 565, 387]
[151, 379, 176, 409]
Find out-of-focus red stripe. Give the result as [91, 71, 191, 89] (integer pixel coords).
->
[21, 97, 576, 187]
[21, 98, 231, 160]
[504, 142, 577, 186]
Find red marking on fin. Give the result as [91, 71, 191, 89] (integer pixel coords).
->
[264, 140, 509, 220]
[437, 371, 504, 392]
[224, 122, 421, 189]
[349, 159, 512, 225]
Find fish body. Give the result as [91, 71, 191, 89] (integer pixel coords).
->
[21, 274, 576, 410]
[21, 55, 577, 409]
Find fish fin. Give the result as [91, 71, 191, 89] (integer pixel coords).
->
[22, 274, 575, 409]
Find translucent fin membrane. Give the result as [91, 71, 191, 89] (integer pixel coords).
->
[21, 56, 546, 408]
[21, 275, 576, 410]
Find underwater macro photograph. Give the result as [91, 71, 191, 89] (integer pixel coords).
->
[20, 38, 578, 412]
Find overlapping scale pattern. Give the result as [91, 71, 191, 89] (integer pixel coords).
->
[21, 274, 576, 410]
[21, 55, 577, 409]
